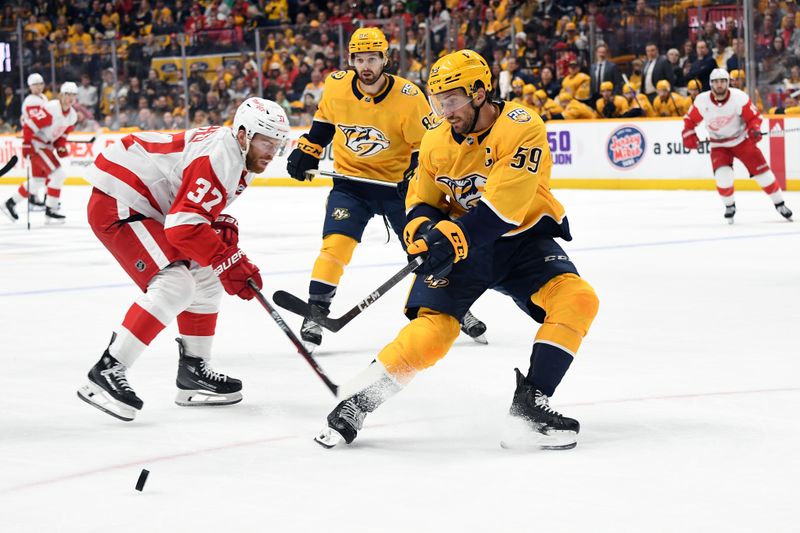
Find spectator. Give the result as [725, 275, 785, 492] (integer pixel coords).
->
[302, 69, 324, 104]
[538, 66, 561, 100]
[687, 40, 717, 91]
[641, 42, 675, 102]
[589, 43, 622, 99]
[727, 37, 744, 71]
[666, 48, 684, 88]
[1, 86, 21, 129]
[77, 73, 99, 111]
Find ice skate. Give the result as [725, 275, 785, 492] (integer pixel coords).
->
[500, 369, 579, 450]
[315, 363, 402, 448]
[724, 203, 736, 224]
[44, 206, 66, 225]
[77, 351, 143, 421]
[174, 338, 242, 406]
[460, 310, 488, 344]
[315, 396, 368, 448]
[29, 194, 46, 212]
[0, 198, 18, 222]
[775, 202, 793, 221]
[300, 302, 328, 353]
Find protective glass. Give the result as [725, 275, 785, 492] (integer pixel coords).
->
[429, 90, 474, 117]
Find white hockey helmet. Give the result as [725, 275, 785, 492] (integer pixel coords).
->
[709, 68, 730, 83]
[232, 97, 290, 154]
[27, 73, 44, 86]
[60, 81, 79, 94]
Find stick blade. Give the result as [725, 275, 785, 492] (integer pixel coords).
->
[273, 290, 314, 317]
[0, 155, 18, 177]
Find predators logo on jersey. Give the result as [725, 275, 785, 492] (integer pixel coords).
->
[436, 174, 486, 210]
[337, 124, 390, 157]
[507, 108, 532, 123]
[401, 83, 420, 96]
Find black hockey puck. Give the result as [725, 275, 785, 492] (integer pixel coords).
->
[135, 469, 149, 491]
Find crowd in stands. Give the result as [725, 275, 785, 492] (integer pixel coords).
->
[1, 0, 799, 133]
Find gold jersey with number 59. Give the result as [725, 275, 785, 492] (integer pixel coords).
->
[315, 70, 431, 184]
[407, 100, 570, 239]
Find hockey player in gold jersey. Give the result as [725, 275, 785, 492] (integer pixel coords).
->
[315, 50, 599, 450]
[286, 28, 487, 352]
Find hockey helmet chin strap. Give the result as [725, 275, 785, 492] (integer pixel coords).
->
[466, 93, 488, 135]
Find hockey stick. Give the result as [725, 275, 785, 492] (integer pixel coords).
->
[701, 127, 800, 143]
[69, 136, 96, 144]
[0, 155, 18, 178]
[248, 279, 338, 396]
[273, 256, 424, 333]
[304, 169, 398, 187]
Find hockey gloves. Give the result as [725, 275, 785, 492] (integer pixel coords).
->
[211, 246, 262, 301]
[747, 128, 762, 142]
[682, 129, 699, 150]
[54, 137, 69, 157]
[404, 216, 468, 278]
[287, 135, 322, 181]
[22, 144, 32, 159]
[212, 214, 239, 247]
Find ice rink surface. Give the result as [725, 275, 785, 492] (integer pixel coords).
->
[1, 184, 798, 532]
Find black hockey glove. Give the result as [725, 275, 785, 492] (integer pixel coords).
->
[286, 135, 322, 181]
[405, 218, 468, 279]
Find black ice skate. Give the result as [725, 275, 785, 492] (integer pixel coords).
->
[724, 203, 736, 224]
[174, 338, 242, 406]
[315, 396, 369, 448]
[29, 194, 46, 211]
[775, 202, 793, 221]
[315, 366, 401, 448]
[45, 206, 66, 225]
[0, 198, 18, 222]
[460, 310, 488, 344]
[501, 368, 579, 450]
[300, 303, 329, 353]
[77, 350, 143, 422]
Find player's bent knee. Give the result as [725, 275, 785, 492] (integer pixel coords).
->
[377, 307, 460, 377]
[531, 274, 599, 354]
[313, 234, 359, 283]
[148, 263, 196, 311]
[320, 234, 358, 266]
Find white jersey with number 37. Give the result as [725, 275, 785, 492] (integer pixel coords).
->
[86, 126, 250, 230]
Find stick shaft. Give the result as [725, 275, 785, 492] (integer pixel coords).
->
[249, 280, 338, 396]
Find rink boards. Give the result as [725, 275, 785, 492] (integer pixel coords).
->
[1, 116, 798, 190]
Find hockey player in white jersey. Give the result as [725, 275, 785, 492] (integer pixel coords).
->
[20, 73, 48, 209]
[1, 81, 77, 224]
[682, 68, 793, 223]
[77, 97, 290, 422]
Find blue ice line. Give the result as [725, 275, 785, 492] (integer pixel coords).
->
[1, 230, 798, 298]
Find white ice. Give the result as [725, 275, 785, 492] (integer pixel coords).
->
[1, 185, 798, 533]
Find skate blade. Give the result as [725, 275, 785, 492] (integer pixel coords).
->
[470, 333, 488, 345]
[77, 382, 138, 421]
[301, 339, 320, 354]
[726, 218, 734, 225]
[175, 389, 242, 406]
[314, 427, 345, 448]
[0, 206, 17, 222]
[45, 217, 66, 225]
[500, 417, 577, 450]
